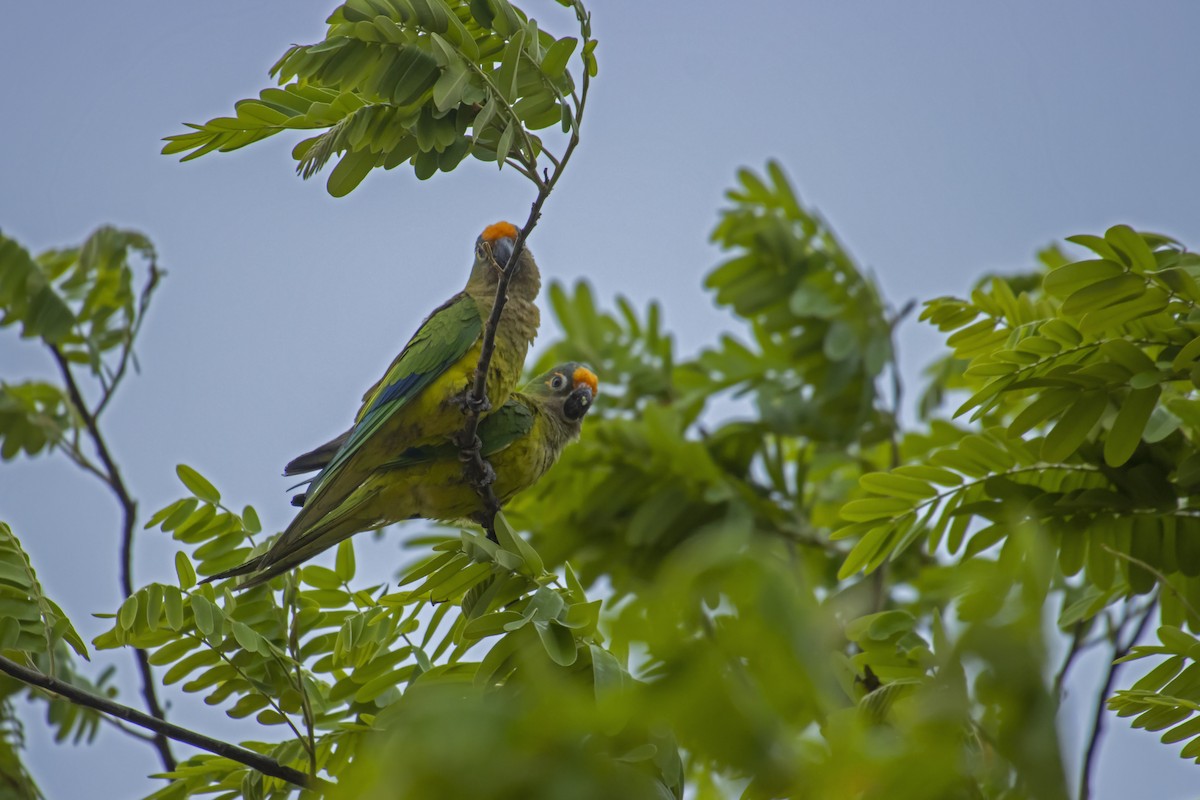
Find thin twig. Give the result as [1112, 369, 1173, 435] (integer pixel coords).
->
[95, 260, 161, 419]
[0, 655, 320, 790]
[98, 713, 157, 743]
[1078, 597, 1157, 800]
[457, 34, 592, 538]
[1054, 621, 1091, 700]
[286, 582, 317, 775]
[502, 155, 540, 184]
[50, 347, 176, 771]
[183, 632, 310, 755]
[1102, 544, 1200, 620]
[55, 441, 110, 484]
[460, 61, 547, 186]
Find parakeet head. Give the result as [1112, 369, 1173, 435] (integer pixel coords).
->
[471, 221, 540, 302]
[528, 362, 599, 426]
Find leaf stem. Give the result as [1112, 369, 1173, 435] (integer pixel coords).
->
[94, 260, 160, 419]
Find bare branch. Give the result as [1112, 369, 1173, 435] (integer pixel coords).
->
[95, 259, 161, 419]
[0, 655, 319, 790]
[1078, 597, 1157, 800]
[1054, 621, 1092, 700]
[456, 33, 593, 539]
[49, 347, 176, 771]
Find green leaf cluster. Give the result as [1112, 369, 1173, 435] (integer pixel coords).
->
[0, 523, 105, 798]
[12, 162, 1200, 796]
[0, 523, 87, 665]
[1110, 624, 1200, 763]
[498, 162, 1072, 797]
[163, 0, 593, 195]
[0, 226, 158, 464]
[0, 226, 155, 360]
[87, 459, 677, 798]
[837, 225, 1200, 629]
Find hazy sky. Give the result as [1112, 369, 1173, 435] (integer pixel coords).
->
[3, 2, 1199, 797]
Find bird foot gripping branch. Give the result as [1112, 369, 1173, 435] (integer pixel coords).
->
[457, 433, 498, 487]
[454, 390, 493, 416]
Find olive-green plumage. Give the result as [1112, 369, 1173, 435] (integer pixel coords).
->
[211, 364, 598, 588]
[274, 222, 540, 564]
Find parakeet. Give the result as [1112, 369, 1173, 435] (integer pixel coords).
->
[210, 363, 598, 588]
[277, 221, 541, 559]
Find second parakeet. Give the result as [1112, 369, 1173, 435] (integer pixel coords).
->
[210, 363, 598, 588]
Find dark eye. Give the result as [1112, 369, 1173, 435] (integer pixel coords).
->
[550, 374, 567, 390]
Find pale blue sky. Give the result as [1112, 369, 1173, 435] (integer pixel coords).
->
[2, 1, 1199, 797]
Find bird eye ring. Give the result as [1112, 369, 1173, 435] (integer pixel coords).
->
[550, 374, 567, 390]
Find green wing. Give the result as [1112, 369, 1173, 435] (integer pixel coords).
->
[308, 293, 483, 495]
[380, 397, 535, 471]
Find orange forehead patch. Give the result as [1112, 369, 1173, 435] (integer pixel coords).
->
[481, 221, 518, 242]
[572, 366, 599, 396]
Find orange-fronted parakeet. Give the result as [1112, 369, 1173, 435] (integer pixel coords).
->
[280, 221, 541, 557]
[210, 364, 598, 587]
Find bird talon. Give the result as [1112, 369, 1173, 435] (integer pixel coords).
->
[469, 394, 491, 415]
[455, 391, 491, 416]
[458, 435, 485, 463]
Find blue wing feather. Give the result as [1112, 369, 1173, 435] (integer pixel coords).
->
[305, 293, 483, 497]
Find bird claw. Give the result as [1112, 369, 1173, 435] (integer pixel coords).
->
[459, 435, 484, 461]
[456, 391, 491, 416]
[458, 436, 496, 486]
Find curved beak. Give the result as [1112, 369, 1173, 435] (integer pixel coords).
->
[563, 384, 594, 421]
[490, 237, 515, 270]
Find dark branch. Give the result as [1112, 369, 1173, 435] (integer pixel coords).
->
[1053, 621, 1091, 700]
[50, 347, 176, 772]
[95, 260, 161, 419]
[457, 41, 592, 540]
[1078, 597, 1157, 800]
[0, 655, 318, 790]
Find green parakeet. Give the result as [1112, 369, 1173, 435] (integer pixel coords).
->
[278, 221, 541, 558]
[209, 363, 598, 588]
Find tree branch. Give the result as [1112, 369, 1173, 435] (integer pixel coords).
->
[1078, 597, 1157, 800]
[49, 347, 176, 771]
[0, 655, 319, 790]
[95, 260, 161, 419]
[456, 32, 593, 539]
[1054, 621, 1091, 700]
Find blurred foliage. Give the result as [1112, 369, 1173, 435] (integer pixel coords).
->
[164, 0, 594, 195]
[6, 155, 1200, 797]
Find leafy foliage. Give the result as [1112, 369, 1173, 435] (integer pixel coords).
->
[163, 0, 594, 195]
[1109, 624, 1200, 764]
[0, 226, 156, 365]
[91, 467, 679, 799]
[0, 523, 87, 665]
[6, 154, 1200, 796]
[834, 225, 1200, 609]
[0, 522, 104, 799]
[0, 225, 158, 468]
